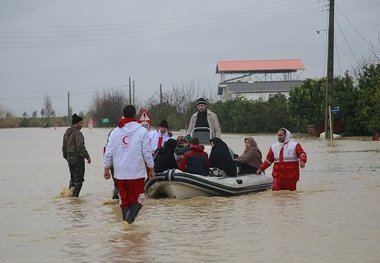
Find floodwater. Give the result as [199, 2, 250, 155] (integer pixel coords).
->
[0, 127, 379, 263]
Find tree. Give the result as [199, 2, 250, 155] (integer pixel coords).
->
[43, 95, 54, 118]
[147, 102, 182, 130]
[88, 89, 128, 127]
[265, 94, 293, 132]
[288, 79, 325, 132]
[212, 99, 237, 133]
[356, 63, 380, 134]
[212, 97, 269, 133]
[162, 83, 201, 112]
[331, 73, 359, 134]
[0, 104, 9, 119]
[32, 110, 37, 118]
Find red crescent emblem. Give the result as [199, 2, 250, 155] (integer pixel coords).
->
[122, 136, 129, 147]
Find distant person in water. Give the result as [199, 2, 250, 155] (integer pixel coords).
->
[234, 137, 262, 175]
[187, 98, 221, 138]
[179, 137, 209, 176]
[62, 114, 91, 197]
[257, 128, 307, 191]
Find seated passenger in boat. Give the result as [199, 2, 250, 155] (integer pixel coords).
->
[234, 137, 262, 175]
[209, 137, 237, 177]
[174, 134, 191, 163]
[178, 137, 209, 176]
[154, 138, 178, 173]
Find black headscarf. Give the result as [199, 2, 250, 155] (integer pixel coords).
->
[209, 137, 237, 177]
[162, 138, 177, 151]
[154, 139, 178, 173]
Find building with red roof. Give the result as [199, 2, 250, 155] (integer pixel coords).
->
[216, 59, 305, 101]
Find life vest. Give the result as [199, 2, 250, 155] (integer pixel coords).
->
[272, 141, 299, 163]
[268, 141, 303, 180]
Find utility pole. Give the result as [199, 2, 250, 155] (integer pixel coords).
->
[325, 0, 334, 140]
[129, 77, 132, 104]
[133, 80, 135, 105]
[159, 83, 163, 104]
[67, 92, 70, 117]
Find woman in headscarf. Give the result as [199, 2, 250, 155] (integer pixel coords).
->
[234, 137, 262, 175]
[154, 138, 178, 173]
[209, 137, 237, 177]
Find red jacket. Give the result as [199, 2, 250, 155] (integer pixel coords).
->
[259, 140, 307, 180]
[179, 144, 209, 175]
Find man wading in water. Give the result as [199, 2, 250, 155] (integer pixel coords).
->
[103, 105, 155, 227]
[62, 114, 91, 197]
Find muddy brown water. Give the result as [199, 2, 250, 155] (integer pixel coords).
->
[1, 127, 379, 262]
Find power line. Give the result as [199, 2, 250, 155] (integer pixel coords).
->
[336, 3, 380, 53]
[335, 34, 342, 75]
[335, 14, 359, 65]
[0, 1, 322, 48]
[0, 0, 319, 32]
[0, 84, 129, 102]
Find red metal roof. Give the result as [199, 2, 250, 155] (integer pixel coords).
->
[216, 59, 305, 74]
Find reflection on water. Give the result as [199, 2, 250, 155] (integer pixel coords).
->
[0, 128, 379, 262]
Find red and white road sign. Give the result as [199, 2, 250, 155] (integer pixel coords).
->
[139, 110, 151, 121]
[138, 110, 151, 130]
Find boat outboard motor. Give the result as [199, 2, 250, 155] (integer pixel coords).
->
[125, 203, 142, 224]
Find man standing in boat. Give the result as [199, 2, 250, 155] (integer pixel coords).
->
[103, 105, 155, 225]
[188, 98, 221, 138]
[257, 128, 307, 191]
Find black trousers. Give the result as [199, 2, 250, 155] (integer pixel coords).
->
[68, 159, 85, 186]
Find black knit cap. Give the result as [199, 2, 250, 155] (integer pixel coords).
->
[159, 119, 169, 128]
[196, 97, 207, 106]
[72, 114, 83, 125]
[123, 105, 136, 118]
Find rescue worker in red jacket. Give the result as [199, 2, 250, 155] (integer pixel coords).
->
[257, 128, 307, 191]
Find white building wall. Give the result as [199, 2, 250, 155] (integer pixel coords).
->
[229, 92, 289, 101]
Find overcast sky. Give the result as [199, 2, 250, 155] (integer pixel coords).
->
[0, 0, 379, 116]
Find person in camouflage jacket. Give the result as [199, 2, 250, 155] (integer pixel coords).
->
[62, 114, 91, 197]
